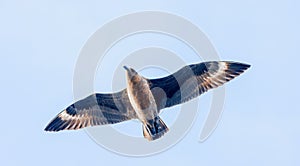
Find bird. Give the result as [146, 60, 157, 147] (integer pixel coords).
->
[44, 61, 250, 141]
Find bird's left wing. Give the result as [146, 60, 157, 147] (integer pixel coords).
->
[148, 61, 250, 111]
[44, 89, 136, 132]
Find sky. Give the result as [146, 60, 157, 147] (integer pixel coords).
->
[0, 0, 299, 166]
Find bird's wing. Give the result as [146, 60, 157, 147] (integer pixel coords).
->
[44, 89, 136, 132]
[148, 61, 250, 111]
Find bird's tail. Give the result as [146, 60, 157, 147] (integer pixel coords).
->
[143, 116, 169, 141]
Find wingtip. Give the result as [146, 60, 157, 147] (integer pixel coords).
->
[44, 115, 66, 132]
[225, 61, 251, 71]
[240, 62, 251, 69]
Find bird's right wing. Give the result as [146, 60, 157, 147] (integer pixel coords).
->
[44, 89, 136, 132]
[148, 61, 250, 111]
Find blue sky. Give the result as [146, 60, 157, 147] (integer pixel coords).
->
[1, 0, 299, 165]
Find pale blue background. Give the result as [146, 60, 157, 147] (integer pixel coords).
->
[1, 0, 299, 165]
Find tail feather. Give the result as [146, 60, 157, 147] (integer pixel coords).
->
[143, 116, 169, 141]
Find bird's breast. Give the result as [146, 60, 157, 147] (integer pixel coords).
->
[127, 77, 158, 121]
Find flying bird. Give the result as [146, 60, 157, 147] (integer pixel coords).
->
[45, 61, 250, 141]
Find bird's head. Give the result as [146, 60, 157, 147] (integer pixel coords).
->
[124, 66, 143, 84]
[123, 65, 138, 77]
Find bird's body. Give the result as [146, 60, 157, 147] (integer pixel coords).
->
[125, 66, 168, 140]
[45, 61, 250, 141]
[125, 67, 157, 121]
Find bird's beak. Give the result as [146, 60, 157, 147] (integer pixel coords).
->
[123, 66, 130, 71]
